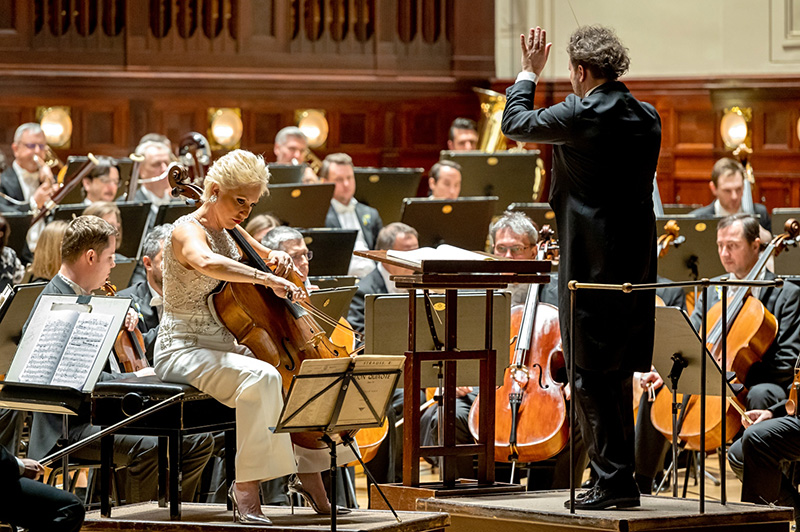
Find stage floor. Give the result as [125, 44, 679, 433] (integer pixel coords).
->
[416, 490, 793, 532]
[82, 502, 449, 531]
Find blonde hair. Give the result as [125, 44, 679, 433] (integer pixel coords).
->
[31, 220, 68, 280]
[245, 213, 280, 238]
[202, 149, 270, 201]
[83, 201, 122, 249]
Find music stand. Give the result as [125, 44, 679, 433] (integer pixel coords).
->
[300, 229, 358, 276]
[104, 258, 137, 291]
[664, 204, 703, 215]
[400, 197, 498, 249]
[267, 164, 306, 185]
[440, 151, 542, 214]
[656, 216, 725, 282]
[249, 183, 334, 228]
[308, 275, 359, 289]
[308, 286, 358, 337]
[353, 166, 424, 224]
[772, 208, 800, 275]
[52, 202, 151, 259]
[154, 203, 196, 226]
[3, 212, 33, 258]
[507, 202, 558, 237]
[274, 356, 404, 530]
[0, 282, 47, 376]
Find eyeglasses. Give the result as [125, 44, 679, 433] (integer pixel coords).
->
[290, 250, 313, 262]
[494, 245, 530, 256]
[22, 143, 47, 150]
[96, 176, 120, 185]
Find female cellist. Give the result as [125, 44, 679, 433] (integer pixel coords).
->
[153, 149, 352, 524]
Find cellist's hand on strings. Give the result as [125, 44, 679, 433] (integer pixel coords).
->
[266, 249, 294, 277]
[741, 408, 772, 428]
[262, 273, 306, 302]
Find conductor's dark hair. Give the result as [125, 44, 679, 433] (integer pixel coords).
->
[376, 223, 418, 251]
[711, 158, 746, 187]
[449, 118, 477, 141]
[717, 213, 761, 245]
[566, 25, 630, 81]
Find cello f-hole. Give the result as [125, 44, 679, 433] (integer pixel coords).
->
[280, 337, 298, 371]
[531, 363, 548, 389]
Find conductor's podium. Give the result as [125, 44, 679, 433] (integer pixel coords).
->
[92, 376, 236, 520]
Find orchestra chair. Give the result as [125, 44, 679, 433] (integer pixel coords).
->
[91, 376, 236, 520]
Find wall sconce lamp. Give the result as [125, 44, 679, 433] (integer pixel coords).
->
[36, 106, 72, 148]
[208, 108, 243, 150]
[295, 109, 329, 149]
[720, 106, 752, 152]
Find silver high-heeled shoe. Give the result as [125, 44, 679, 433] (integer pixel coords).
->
[288, 475, 352, 516]
[228, 482, 273, 525]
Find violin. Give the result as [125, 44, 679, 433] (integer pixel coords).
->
[167, 164, 360, 450]
[650, 218, 800, 450]
[467, 226, 568, 463]
[102, 281, 150, 373]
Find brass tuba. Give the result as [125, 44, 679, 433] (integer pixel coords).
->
[474, 87, 508, 153]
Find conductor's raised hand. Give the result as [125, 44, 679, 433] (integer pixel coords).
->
[520, 26, 551, 77]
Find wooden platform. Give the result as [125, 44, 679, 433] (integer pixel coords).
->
[415, 490, 793, 532]
[82, 502, 449, 532]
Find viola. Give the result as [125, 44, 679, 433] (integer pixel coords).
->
[167, 164, 360, 450]
[467, 226, 568, 463]
[650, 218, 800, 450]
[103, 281, 150, 373]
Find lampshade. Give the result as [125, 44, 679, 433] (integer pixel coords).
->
[720, 107, 751, 150]
[37, 106, 72, 148]
[208, 108, 243, 150]
[295, 109, 329, 148]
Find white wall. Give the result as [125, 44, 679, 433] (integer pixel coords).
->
[495, 0, 800, 80]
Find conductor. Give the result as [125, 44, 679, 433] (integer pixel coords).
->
[501, 26, 661, 509]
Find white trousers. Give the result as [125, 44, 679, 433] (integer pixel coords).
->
[155, 333, 356, 483]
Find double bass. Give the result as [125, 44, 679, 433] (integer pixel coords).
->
[167, 165, 356, 449]
[467, 227, 568, 463]
[650, 219, 800, 450]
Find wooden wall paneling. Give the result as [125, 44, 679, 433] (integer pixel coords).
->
[760, 106, 793, 152]
[80, 101, 130, 157]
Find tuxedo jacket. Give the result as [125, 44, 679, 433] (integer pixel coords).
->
[324, 203, 383, 250]
[0, 166, 28, 213]
[118, 280, 159, 365]
[690, 271, 800, 390]
[347, 267, 387, 336]
[502, 79, 662, 373]
[689, 202, 772, 233]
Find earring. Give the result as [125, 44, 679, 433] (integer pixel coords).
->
[208, 194, 218, 204]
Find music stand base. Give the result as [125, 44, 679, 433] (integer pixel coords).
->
[369, 481, 525, 512]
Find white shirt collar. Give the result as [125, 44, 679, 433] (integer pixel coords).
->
[713, 199, 741, 217]
[331, 197, 358, 215]
[12, 161, 39, 200]
[57, 273, 88, 295]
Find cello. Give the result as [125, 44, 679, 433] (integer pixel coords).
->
[467, 226, 568, 464]
[650, 219, 800, 450]
[167, 165, 358, 449]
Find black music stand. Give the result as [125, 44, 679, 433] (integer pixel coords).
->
[0, 282, 47, 376]
[664, 204, 703, 215]
[656, 216, 724, 282]
[267, 164, 307, 184]
[308, 286, 358, 337]
[274, 356, 404, 531]
[400, 197, 498, 250]
[3, 211, 33, 259]
[308, 275, 359, 289]
[507, 202, 559, 237]
[772, 208, 800, 275]
[52, 202, 151, 259]
[440, 151, 542, 214]
[354, 166, 424, 224]
[300, 229, 358, 276]
[249, 183, 334, 228]
[154, 203, 196, 226]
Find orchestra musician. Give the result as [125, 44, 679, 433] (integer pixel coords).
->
[427, 161, 462, 200]
[273, 126, 319, 183]
[447, 117, 479, 151]
[262, 226, 317, 290]
[322, 152, 383, 279]
[152, 149, 354, 524]
[131, 139, 173, 208]
[689, 158, 771, 232]
[0, 445, 84, 532]
[80, 156, 120, 204]
[501, 25, 661, 509]
[24, 215, 214, 504]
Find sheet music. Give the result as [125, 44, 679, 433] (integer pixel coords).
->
[18, 310, 80, 385]
[50, 313, 114, 389]
[338, 355, 405, 425]
[387, 244, 492, 265]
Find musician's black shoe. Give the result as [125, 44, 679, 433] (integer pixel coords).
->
[564, 484, 640, 510]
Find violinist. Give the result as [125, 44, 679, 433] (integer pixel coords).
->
[153, 149, 353, 524]
[24, 216, 214, 504]
[117, 224, 172, 364]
